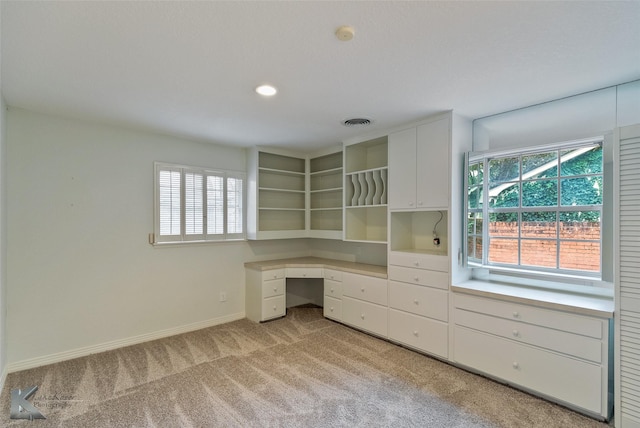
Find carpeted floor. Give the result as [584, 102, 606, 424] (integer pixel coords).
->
[1, 306, 610, 427]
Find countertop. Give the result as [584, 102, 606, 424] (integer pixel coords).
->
[244, 257, 387, 279]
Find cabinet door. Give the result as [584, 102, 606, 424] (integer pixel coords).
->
[388, 128, 417, 209]
[416, 118, 449, 208]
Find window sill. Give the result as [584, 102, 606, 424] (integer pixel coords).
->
[152, 239, 246, 248]
[451, 276, 614, 318]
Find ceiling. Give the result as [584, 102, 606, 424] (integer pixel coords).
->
[2, 1, 639, 152]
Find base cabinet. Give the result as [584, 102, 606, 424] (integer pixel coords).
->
[389, 309, 448, 358]
[323, 269, 343, 321]
[245, 269, 286, 322]
[342, 297, 388, 337]
[452, 293, 611, 419]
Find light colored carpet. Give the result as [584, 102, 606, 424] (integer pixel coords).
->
[1, 306, 610, 427]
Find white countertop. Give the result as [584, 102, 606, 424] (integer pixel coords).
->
[244, 256, 388, 279]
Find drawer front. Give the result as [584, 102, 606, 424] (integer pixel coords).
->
[454, 293, 604, 339]
[389, 281, 448, 321]
[324, 269, 343, 282]
[324, 296, 342, 321]
[262, 269, 285, 281]
[262, 278, 285, 299]
[389, 252, 448, 272]
[342, 297, 388, 337]
[342, 273, 388, 305]
[453, 326, 603, 414]
[389, 309, 448, 358]
[388, 265, 448, 290]
[324, 279, 343, 299]
[261, 296, 286, 321]
[286, 267, 323, 278]
[454, 308, 602, 363]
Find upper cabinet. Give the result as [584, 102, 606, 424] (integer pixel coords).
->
[389, 117, 450, 210]
[309, 149, 343, 239]
[247, 146, 343, 240]
[247, 148, 307, 240]
[343, 136, 388, 243]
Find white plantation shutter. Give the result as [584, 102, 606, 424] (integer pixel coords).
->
[155, 163, 245, 242]
[207, 175, 224, 236]
[185, 172, 204, 236]
[227, 175, 244, 238]
[158, 168, 181, 240]
[616, 124, 640, 427]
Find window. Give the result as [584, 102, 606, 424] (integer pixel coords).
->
[155, 163, 245, 243]
[466, 138, 603, 279]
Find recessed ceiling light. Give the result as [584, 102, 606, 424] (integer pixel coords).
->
[255, 84, 277, 96]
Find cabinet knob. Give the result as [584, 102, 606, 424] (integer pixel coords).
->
[418, 201, 423, 206]
[273, 274, 277, 279]
[512, 329, 520, 337]
[512, 311, 520, 318]
[414, 276, 419, 282]
[413, 261, 420, 267]
[512, 362, 520, 369]
[330, 307, 334, 312]
[409, 201, 414, 206]
[274, 287, 278, 292]
[361, 287, 365, 292]
[413, 330, 419, 337]
[303, 273, 307, 277]
[330, 288, 335, 293]
[414, 299, 419, 305]
[273, 306, 277, 311]
[361, 314, 365, 320]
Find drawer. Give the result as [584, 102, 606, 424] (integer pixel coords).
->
[262, 269, 285, 281]
[389, 252, 448, 272]
[342, 273, 388, 306]
[286, 267, 323, 278]
[324, 269, 343, 282]
[262, 278, 285, 299]
[454, 294, 604, 339]
[324, 296, 342, 321]
[454, 308, 602, 363]
[388, 265, 448, 290]
[324, 279, 343, 299]
[389, 281, 448, 321]
[342, 297, 388, 337]
[453, 326, 603, 414]
[389, 309, 448, 358]
[261, 296, 286, 321]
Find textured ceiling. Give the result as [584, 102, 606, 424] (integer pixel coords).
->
[2, 1, 639, 151]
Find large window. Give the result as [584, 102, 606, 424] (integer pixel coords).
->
[466, 138, 603, 278]
[155, 163, 245, 243]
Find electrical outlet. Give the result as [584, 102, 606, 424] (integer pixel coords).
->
[219, 292, 227, 302]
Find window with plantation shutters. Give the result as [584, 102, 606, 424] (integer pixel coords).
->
[154, 163, 245, 243]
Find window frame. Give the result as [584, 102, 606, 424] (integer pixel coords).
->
[154, 162, 246, 244]
[465, 137, 604, 281]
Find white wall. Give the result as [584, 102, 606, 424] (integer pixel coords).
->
[0, 1, 7, 388]
[5, 108, 310, 368]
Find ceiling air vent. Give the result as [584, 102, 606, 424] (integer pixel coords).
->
[342, 118, 371, 127]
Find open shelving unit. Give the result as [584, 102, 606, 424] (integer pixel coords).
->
[309, 151, 343, 238]
[343, 136, 388, 243]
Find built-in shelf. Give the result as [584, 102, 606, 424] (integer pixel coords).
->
[390, 209, 448, 254]
[310, 150, 343, 237]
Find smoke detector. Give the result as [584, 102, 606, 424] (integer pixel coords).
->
[335, 26, 355, 41]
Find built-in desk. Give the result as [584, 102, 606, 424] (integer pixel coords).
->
[244, 257, 387, 323]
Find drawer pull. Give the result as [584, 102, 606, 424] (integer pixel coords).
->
[330, 288, 335, 293]
[361, 314, 365, 320]
[273, 274, 277, 279]
[414, 276, 419, 282]
[414, 299, 419, 305]
[512, 362, 520, 369]
[413, 330, 419, 337]
[512, 311, 520, 318]
[330, 307, 334, 312]
[512, 329, 520, 337]
[361, 287, 365, 292]
[273, 306, 277, 311]
[413, 261, 420, 267]
[273, 287, 278, 292]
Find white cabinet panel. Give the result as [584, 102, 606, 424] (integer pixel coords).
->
[343, 296, 388, 337]
[262, 278, 285, 299]
[285, 267, 323, 278]
[324, 279, 343, 299]
[389, 280, 448, 321]
[388, 265, 448, 290]
[324, 269, 343, 282]
[262, 296, 286, 321]
[389, 127, 417, 209]
[416, 118, 449, 208]
[342, 272, 388, 306]
[389, 309, 448, 358]
[389, 251, 448, 272]
[324, 296, 342, 321]
[454, 326, 603, 415]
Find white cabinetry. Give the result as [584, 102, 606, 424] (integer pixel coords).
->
[245, 269, 286, 322]
[247, 148, 307, 240]
[389, 117, 449, 210]
[452, 293, 611, 419]
[323, 269, 343, 321]
[309, 150, 343, 239]
[341, 272, 388, 337]
[343, 136, 388, 243]
[388, 252, 449, 358]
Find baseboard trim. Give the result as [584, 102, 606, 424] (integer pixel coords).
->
[7, 311, 245, 373]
